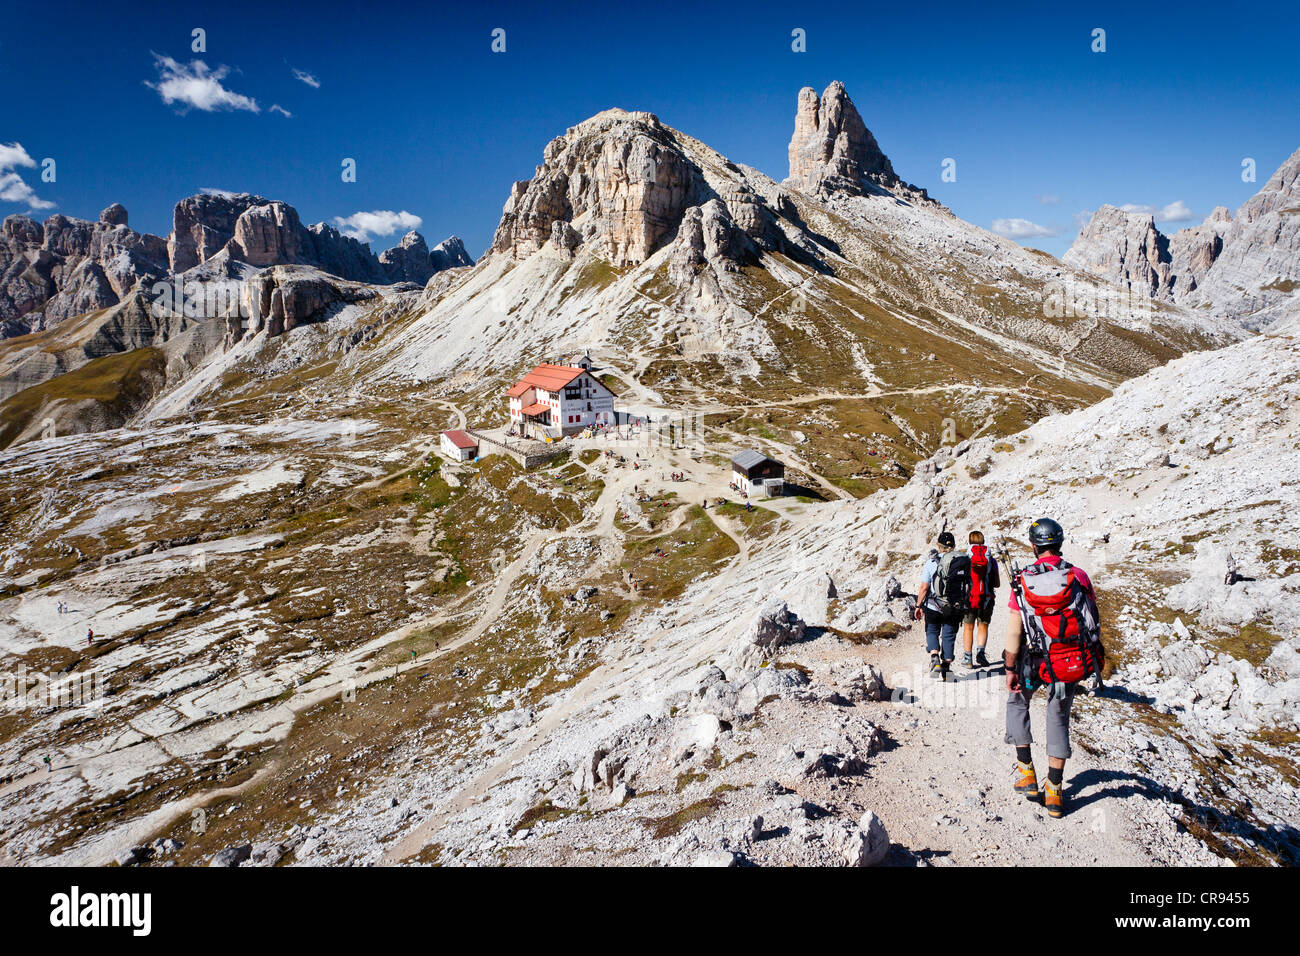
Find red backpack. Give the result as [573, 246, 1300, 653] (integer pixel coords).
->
[1018, 559, 1104, 684]
[970, 545, 990, 608]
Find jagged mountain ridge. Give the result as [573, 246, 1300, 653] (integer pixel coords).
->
[0, 80, 1252, 459]
[0, 192, 472, 441]
[1, 191, 471, 338]
[370, 83, 1238, 413]
[1065, 148, 1300, 330]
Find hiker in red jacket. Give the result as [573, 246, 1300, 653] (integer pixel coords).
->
[1004, 518, 1103, 820]
[961, 531, 1000, 668]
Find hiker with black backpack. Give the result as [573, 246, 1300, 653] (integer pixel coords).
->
[961, 531, 1001, 669]
[913, 531, 972, 681]
[1000, 518, 1105, 819]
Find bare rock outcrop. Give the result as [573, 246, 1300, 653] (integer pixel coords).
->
[168, 192, 267, 273]
[1064, 205, 1175, 298]
[241, 266, 378, 338]
[489, 107, 801, 278]
[228, 201, 305, 267]
[1167, 205, 1231, 292]
[1183, 148, 1300, 328]
[491, 109, 703, 266]
[788, 82, 896, 195]
[667, 199, 758, 287]
[170, 192, 461, 287]
[303, 221, 387, 284]
[785, 81, 934, 205]
[99, 203, 129, 227]
[0, 206, 169, 337]
[379, 232, 473, 284]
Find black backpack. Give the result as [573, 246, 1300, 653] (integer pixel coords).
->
[931, 551, 972, 615]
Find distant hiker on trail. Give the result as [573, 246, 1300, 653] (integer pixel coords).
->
[1002, 518, 1105, 820]
[962, 531, 1000, 669]
[914, 531, 971, 680]
[87, 627, 93, 646]
[43, 756, 51, 773]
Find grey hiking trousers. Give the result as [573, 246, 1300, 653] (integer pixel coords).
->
[1005, 683, 1075, 759]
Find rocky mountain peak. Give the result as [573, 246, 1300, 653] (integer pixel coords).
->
[1065, 147, 1300, 328]
[787, 81, 899, 197]
[1065, 205, 1174, 298]
[1, 205, 169, 338]
[429, 236, 472, 270]
[379, 231, 473, 285]
[227, 200, 305, 267]
[99, 203, 129, 227]
[490, 107, 701, 267]
[397, 230, 428, 253]
[486, 102, 803, 279]
[1236, 146, 1299, 226]
[169, 192, 273, 273]
[784, 80, 942, 210]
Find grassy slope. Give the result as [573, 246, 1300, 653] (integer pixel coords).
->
[0, 347, 166, 449]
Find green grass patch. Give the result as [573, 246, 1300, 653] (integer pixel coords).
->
[0, 347, 166, 449]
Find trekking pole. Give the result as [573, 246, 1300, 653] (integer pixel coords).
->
[997, 537, 1038, 691]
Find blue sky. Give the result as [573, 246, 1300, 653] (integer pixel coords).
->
[3, 0, 1297, 259]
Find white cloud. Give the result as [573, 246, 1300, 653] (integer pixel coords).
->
[0, 172, 55, 210]
[332, 210, 423, 243]
[199, 187, 245, 199]
[146, 54, 259, 113]
[1038, 194, 1061, 205]
[1117, 200, 1195, 223]
[992, 217, 1060, 239]
[0, 142, 54, 210]
[292, 68, 321, 89]
[0, 142, 37, 171]
[269, 104, 293, 118]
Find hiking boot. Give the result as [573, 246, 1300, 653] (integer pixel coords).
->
[1044, 779, 1065, 818]
[1013, 761, 1039, 799]
[929, 655, 943, 679]
[940, 660, 952, 681]
[974, 648, 989, 668]
[962, 652, 974, 668]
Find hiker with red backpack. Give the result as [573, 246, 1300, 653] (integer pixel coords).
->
[913, 531, 972, 681]
[1000, 518, 1105, 819]
[961, 531, 1001, 669]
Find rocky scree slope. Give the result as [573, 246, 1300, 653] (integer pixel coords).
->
[239, 315, 1299, 868]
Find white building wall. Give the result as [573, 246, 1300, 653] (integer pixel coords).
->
[508, 372, 616, 433]
[440, 434, 475, 461]
[555, 374, 615, 429]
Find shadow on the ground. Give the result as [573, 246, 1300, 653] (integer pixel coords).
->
[886, 843, 951, 866]
[1067, 766, 1300, 865]
[782, 482, 828, 502]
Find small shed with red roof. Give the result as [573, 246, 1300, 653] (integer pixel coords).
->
[440, 429, 478, 461]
